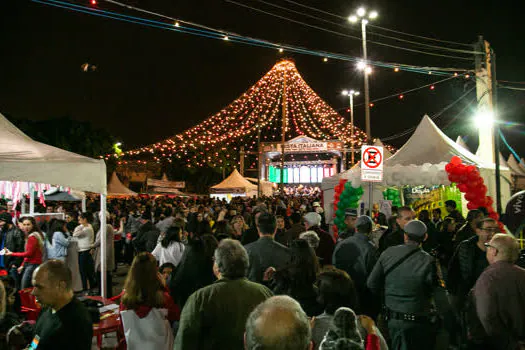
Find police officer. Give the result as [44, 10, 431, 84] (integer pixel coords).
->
[367, 220, 437, 350]
[337, 208, 357, 241]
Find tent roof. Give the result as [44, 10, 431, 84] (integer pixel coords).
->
[508, 155, 525, 177]
[108, 172, 137, 196]
[373, 139, 393, 159]
[0, 113, 106, 194]
[211, 169, 257, 192]
[386, 115, 484, 167]
[455, 136, 470, 151]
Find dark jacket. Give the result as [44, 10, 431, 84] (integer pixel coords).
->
[455, 235, 488, 301]
[454, 223, 476, 248]
[1, 225, 25, 268]
[311, 226, 335, 266]
[378, 229, 404, 254]
[175, 277, 272, 350]
[169, 242, 216, 309]
[133, 221, 160, 253]
[274, 228, 291, 247]
[367, 243, 437, 314]
[333, 232, 379, 316]
[245, 236, 291, 283]
[285, 223, 305, 242]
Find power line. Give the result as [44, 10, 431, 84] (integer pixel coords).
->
[380, 86, 476, 141]
[498, 85, 525, 91]
[279, 0, 475, 48]
[36, 0, 466, 76]
[498, 79, 525, 85]
[226, 0, 474, 61]
[254, 0, 481, 55]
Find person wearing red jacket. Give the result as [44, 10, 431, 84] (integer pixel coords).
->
[5, 217, 44, 289]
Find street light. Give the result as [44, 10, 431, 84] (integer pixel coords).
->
[342, 90, 360, 165]
[348, 7, 378, 142]
[474, 110, 494, 129]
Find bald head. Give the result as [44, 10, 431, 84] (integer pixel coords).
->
[245, 296, 311, 350]
[489, 233, 520, 263]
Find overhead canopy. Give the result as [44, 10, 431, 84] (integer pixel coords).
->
[44, 190, 85, 202]
[508, 155, 525, 177]
[373, 139, 393, 159]
[386, 115, 484, 167]
[210, 169, 257, 194]
[0, 113, 106, 194]
[108, 172, 137, 196]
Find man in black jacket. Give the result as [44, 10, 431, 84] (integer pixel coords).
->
[133, 212, 160, 253]
[378, 206, 415, 254]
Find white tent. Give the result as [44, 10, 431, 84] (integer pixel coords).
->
[455, 136, 469, 151]
[507, 154, 525, 177]
[107, 172, 138, 196]
[322, 115, 512, 216]
[0, 112, 110, 297]
[245, 177, 275, 196]
[373, 139, 393, 159]
[210, 169, 258, 197]
[0, 113, 106, 193]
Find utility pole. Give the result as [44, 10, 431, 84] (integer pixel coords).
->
[474, 36, 502, 215]
[280, 69, 287, 192]
[239, 146, 245, 176]
[362, 19, 371, 142]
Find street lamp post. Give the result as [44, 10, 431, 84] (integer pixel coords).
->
[342, 90, 360, 165]
[349, 8, 377, 142]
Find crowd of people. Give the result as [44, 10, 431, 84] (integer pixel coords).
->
[0, 194, 523, 349]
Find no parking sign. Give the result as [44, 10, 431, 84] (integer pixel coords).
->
[361, 146, 384, 182]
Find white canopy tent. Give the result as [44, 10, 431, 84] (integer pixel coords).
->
[507, 154, 525, 177]
[108, 172, 138, 197]
[210, 169, 258, 200]
[373, 139, 393, 159]
[0, 113, 110, 297]
[322, 115, 512, 218]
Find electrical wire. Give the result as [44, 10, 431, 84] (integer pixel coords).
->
[380, 86, 476, 141]
[499, 129, 522, 162]
[34, 0, 466, 76]
[254, 0, 482, 55]
[498, 85, 525, 91]
[278, 0, 475, 48]
[498, 79, 525, 85]
[226, 0, 474, 61]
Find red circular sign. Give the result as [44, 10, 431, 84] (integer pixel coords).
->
[363, 147, 382, 169]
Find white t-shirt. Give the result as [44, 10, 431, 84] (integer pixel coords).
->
[151, 241, 185, 266]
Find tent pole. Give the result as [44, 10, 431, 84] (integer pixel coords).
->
[100, 194, 107, 299]
[21, 195, 26, 215]
[82, 197, 87, 212]
[29, 183, 35, 215]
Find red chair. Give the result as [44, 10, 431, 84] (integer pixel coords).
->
[19, 288, 41, 321]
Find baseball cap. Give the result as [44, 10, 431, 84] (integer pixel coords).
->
[344, 208, 358, 217]
[404, 220, 427, 238]
[356, 215, 373, 228]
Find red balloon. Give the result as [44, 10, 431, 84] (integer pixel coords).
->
[450, 156, 462, 166]
[459, 174, 468, 183]
[486, 196, 494, 206]
[489, 212, 499, 220]
[467, 202, 477, 210]
[466, 165, 476, 173]
[445, 163, 453, 173]
[458, 184, 468, 193]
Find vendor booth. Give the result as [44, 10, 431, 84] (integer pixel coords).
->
[108, 172, 138, 197]
[322, 115, 513, 224]
[0, 112, 110, 297]
[210, 169, 258, 202]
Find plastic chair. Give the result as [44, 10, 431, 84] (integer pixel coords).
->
[19, 288, 41, 321]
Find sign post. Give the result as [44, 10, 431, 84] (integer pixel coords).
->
[361, 146, 384, 216]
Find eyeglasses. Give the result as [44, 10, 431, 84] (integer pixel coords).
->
[484, 243, 498, 251]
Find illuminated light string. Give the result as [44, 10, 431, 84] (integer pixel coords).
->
[35, 0, 467, 76]
[110, 60, 370, 167]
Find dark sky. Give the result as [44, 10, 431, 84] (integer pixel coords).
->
[1, 0, 524, 157]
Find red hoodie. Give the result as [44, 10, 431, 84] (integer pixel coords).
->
[10, 233, 43, 265]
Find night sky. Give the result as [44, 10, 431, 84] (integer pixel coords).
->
[1, 0, 524, 156]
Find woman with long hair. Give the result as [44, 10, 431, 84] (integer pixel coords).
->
[230, 215, 248, 240]
[45, 219, 69, 261]
[264, 239, 322, 317]
[4, 217, 45, 289]
[119, 253, 179, 350]
[73, 212, 96, 292]
[152, 226, 185, 267]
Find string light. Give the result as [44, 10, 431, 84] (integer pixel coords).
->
[117, 60, 369, 168]
[223, 35, 229, 41]
[430, 85, 435, 90]
[174, 21, 180, 27]
[394, 67, 399, 72]
[323, 57, 328, 62]
[399, 94, 404, 99]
